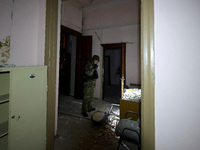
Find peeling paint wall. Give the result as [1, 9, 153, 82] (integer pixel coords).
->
[0, 0, 13, 64]
[82, 0, 140, 98]
[0, 0, 46, 66]
[0, 0, 13, 40]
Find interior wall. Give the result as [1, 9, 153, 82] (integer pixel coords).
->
[61, 1, 82, 33]
[0, 0, 13, 64]
[82, 0, 140, 98]
[2, 0, 46, 66]
[0, 0, 12, 43]
[37, 0, 47, 65]
[154, 0, 200, 149]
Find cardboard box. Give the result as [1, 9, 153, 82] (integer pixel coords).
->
[120, 99, 141, 121]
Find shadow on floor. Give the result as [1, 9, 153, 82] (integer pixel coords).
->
[54, 95, 138, 150]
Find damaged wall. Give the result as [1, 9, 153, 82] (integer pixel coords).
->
[82, 0, 140, 98]
[0, 0, 46, 66]
[0, 0, 13, 64]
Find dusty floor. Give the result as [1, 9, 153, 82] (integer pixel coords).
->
[54, 95, 138, 150]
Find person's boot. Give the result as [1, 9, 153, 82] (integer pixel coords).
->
[81, 112, 88, 117]
[88, 108, 96, 112]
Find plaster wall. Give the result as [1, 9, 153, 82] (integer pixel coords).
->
[83, 0, 139, 30]
[0, 0, 46, 66]
[3, 0, 46, 66]
[154, 0, 200, 149]
[37, 0, 46, 65]
[61, 1, 82, 33]
[0, 0, 13, 42]
[0, 0, 13, 64]
[82, 0, 140, 98]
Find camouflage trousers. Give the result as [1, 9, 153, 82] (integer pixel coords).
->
[81, 80, 95, 113]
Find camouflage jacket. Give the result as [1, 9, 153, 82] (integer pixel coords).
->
[84, 60, 98, 82]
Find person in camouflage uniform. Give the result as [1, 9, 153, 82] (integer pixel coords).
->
[81, 55, 99, 117]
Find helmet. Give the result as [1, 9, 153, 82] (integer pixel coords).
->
[92, 55, 100, 62]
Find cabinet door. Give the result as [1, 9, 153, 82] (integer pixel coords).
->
[8, 66, 47, 150]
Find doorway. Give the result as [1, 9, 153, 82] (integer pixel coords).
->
[59, 32, 77, 96]
[45, 0, 155, 150]
[59, 26, 80, 97]
[59, 26, 92, 99]
[102, 43, 126, 104]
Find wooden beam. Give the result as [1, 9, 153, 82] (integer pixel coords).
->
[45, 0, 58, 149]
[141, 0, 155, 149]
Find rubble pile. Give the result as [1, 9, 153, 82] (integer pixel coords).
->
[123, 88, 141, 100]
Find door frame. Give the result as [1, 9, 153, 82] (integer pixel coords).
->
[104, 56, 111, 86]
[45, 0, 58, 149]
[141, 0, 155, 149]
[60, 25, 82, 97]
[101, 43, 126, 100]
[45, 0, 155, 150]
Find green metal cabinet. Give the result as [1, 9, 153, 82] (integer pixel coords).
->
[0, 66, 47, 150]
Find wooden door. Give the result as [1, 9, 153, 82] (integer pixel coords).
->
[9, 66, 47, 150]
[75, 36, 92, 99]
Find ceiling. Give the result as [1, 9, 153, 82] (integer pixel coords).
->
[62, 0, 115, 9]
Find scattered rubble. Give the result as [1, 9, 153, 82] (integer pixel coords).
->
[55, 95, 138, 150]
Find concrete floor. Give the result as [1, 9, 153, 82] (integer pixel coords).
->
[54, 95, 138, 150]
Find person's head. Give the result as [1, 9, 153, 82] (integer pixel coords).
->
[92, 55, 99, 64]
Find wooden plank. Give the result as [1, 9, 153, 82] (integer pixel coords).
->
[141, 0, 155, 149]
[45, 0, 58, 149]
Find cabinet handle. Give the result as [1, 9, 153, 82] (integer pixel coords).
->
[12, 115, 15, 119]
[29, 74, 36, 78]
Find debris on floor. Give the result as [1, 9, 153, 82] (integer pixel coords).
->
[55, 114, 119, 150]
[55, 95, 138, 150]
